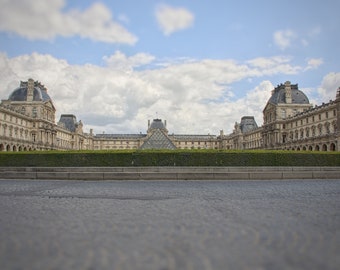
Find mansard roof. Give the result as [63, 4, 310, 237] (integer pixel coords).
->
[95, 134, 146, 139]
[149, 119, 166, 130]
[268, 82, 309, 105]
[240, 116, 258, 133]
[58, 114, 79, 132]
[8, 79, 52, 102]
[171, 134, 217, 140]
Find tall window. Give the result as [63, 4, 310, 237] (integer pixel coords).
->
[32, 107, 37, 118]
[281, 109, 286, 119]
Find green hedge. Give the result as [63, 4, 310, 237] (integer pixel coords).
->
[0, 150, 339, 167]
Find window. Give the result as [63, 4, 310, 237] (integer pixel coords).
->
[281, 109, 286, 119]
[32, 107, 37, 118]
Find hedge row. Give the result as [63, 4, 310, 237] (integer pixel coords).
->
[0, 150, 339, 167]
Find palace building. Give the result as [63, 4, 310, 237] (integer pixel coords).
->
[0, 79, 339, 151]
[220, 81, 340, 151]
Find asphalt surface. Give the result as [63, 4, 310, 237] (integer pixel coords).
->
[0, 179, 339, 270]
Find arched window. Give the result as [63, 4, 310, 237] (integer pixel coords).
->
[330, 143, 336, 151]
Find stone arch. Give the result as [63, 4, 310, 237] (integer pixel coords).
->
[12, 145, 17, 152]
[330, 143, 336, 151]
[6, 145, 11, 151]
[308, 145, 313, 151]
[0, 144, 4, 151]
[315, 145, 320, 151]
[322, 144, 327, 151]
[302, 146, 307, 151]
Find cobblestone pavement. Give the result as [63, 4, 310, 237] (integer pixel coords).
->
[0, 179, 339, 270]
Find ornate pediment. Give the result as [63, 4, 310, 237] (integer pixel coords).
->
[44, 100, 56, 111]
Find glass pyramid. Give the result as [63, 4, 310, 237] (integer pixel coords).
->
[140, 129, 176, 150]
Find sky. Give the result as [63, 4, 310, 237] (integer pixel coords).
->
[0, 0, 339, 135]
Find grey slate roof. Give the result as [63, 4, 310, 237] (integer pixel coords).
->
[269, 83, 309, 104]
[240, 116, 258, 133]
[95, 134, 146, 139]
[149, 119, 166, 130]
[9, 81, 51, 102]
[171, 134, 217, 140]
[58, 114, 78, 132]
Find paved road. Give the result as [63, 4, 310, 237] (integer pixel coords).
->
[0, 179, 339, 270]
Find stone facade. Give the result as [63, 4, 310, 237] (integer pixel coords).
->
[0, 79, 339, 151]
[220, 81, 340, 151]
[0, 79, 90, 151]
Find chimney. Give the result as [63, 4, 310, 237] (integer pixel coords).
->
[148, 120, 150, 128]
[27, 78, 34, 102]
[284, 81, 292, 104]
[164, 120, 167, 128]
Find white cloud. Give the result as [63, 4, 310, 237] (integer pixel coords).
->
[155, 4, 194, 36]
[274, 27, 322, 51]
[0, 52, 316, 135]
[317, 72, 340, 102]
[246, 56, 302, 75]
[273, 29, 296, 50]
[304, 58, 323, 71]
[0, 0, 137, 44]
[103, 51, 155, 71]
